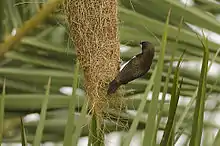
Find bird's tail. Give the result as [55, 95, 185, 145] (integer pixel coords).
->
[107, 79, 120, 95]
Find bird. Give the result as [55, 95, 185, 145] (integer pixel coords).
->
[107, 41, 155, 95]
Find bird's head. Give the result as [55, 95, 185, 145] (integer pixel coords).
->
[140, 41, 155, 53]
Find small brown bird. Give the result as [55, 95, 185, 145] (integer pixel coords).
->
[107, 41, 155, 94]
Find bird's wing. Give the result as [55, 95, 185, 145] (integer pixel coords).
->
[117, 54, 144, 84]
[131, 54, 146, 78]
[120, 55, 136, 71]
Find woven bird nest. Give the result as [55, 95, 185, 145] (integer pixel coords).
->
[65, 0, 125, 117]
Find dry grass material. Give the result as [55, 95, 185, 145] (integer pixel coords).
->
[64, 0, 125, 117]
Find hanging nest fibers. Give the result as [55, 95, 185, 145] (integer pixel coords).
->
[64, 0, 126, 118]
